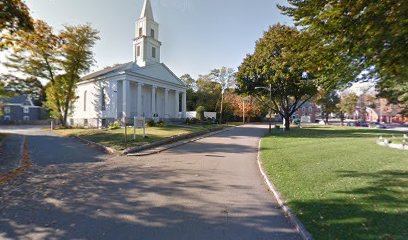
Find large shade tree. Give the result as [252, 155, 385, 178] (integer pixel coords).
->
[5, 20, 99, 126]
[279, 0, 408, 114]
[236, 24, 318, 130]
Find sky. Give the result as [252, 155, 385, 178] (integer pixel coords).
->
[0, 0, 292, 79]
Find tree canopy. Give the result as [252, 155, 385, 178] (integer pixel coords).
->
[5, 20, 99, 126]
[279, 0, 408, 114]
[0, 0, 34, 49]
[236, 24, 318, 130]
[0, 74, 45, 105]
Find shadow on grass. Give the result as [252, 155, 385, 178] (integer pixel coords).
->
[289, 170, 408, 239]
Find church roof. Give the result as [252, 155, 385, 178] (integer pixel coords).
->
[140, 0, 154, 20]
[80, 62, 185, 87]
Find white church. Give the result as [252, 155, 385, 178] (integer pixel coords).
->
[69, 0, 187, 128]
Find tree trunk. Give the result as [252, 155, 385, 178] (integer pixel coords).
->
[325, 114, 329, 125]
[284, 115, 290, 131]
[220, 93, 224, 124]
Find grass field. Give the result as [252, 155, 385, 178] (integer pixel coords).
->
[55, 124, 218, 151]
[261, 126, 408, 240]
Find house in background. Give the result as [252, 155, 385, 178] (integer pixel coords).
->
[292, 102, 321, 123]
[365, 98, 408, 123]
[0, 95, 42, 123]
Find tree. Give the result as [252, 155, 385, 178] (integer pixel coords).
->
[224, 91, 265, 122]
[180, 74, 197, 111]
[377, 79, 408, 116]
[279, 0, 408, 110]
[0, 0, 34, 50]
[5, 20, 99, 126]
[209, 67, 235, 123]
[0, 82, 7, 116]
[195, 74, 222, 112]
[337, 93, 359, 124]
[315, 89, 340, 125]
[236, 24, 318, 131]
[0, 74, 45, 105]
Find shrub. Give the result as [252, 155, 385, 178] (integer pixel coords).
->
[157, 120, 166, 127]
[108, 121, 121, 130]
[146, 119, 155, 127]
[196, 106, 205, 121]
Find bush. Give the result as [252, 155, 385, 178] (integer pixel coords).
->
[185, 118, 198, 124]
[157, 120, 166, 127]
[146, 119, 155, 127]
[108, 121, 121, 130]
[196, 106, 205, 121]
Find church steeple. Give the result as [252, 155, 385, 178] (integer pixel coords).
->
[140, 0, 154, 20]
[133, 0, 161, 67]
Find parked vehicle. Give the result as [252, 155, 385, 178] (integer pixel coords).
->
[356, 121, 369, 127]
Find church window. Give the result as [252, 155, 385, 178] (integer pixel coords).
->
[152, 47, 156, 58]
[137, 46, 141, 57]
[151, 29, 155, 38]
[101, 87, 106, 111]
[84, 91, 87, 111]
[139, 27, 143, 37]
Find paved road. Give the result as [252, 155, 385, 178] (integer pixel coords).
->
[0, 125, 300, 240]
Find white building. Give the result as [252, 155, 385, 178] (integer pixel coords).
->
[70, 0, 187, 128]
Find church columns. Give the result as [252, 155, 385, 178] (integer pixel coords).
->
[164, 89, 169, 118]
[137, 82, 143, 117]
[151, 85, 157, 116]
[122, 80, 130, 121]
[182, 91, 187, 118]
[175, 90, 180, 118]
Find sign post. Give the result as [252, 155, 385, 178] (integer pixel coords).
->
[134, 117, 146, 139]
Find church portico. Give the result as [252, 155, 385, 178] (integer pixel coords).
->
[70, 0, 186, 128]
[118, 79, 185, 120]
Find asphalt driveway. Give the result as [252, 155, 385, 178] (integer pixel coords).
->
[0, 124, 300, 240]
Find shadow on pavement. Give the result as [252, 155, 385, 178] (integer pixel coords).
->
[0, 162, 299, 240]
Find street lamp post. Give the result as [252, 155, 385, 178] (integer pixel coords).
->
[243, 98, 246, 125]
[255, 84, 273, 133]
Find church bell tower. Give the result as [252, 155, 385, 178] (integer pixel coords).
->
[133, 0, 161, 67]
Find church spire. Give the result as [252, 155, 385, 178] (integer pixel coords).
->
[140, 0, 154, 20]
[133, 0, 161, 66]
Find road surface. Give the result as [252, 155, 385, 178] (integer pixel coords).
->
[0, 124, 300, 240]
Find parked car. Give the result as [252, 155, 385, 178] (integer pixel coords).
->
[376, 123, 387, 129]
[356, 121, 369, 127]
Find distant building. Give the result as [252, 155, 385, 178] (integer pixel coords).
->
[365, 98, 408, 123]
[292, 102, 321, 123]
[0, 95, 42, 123]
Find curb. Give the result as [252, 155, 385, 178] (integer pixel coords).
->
[123, 126, 226, 155]
[127, 127, 232, 156]
[256, 138, 314, 240]
[74, 136, 117, 155]
[0, 137, 31, 184]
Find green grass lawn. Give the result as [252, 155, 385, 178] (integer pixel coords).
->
[261, 126, 408, 240]
[55, 124, 219, 151]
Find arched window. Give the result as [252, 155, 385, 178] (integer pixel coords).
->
[101, 87, 106, 111]
[84, 91, 87, 111]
